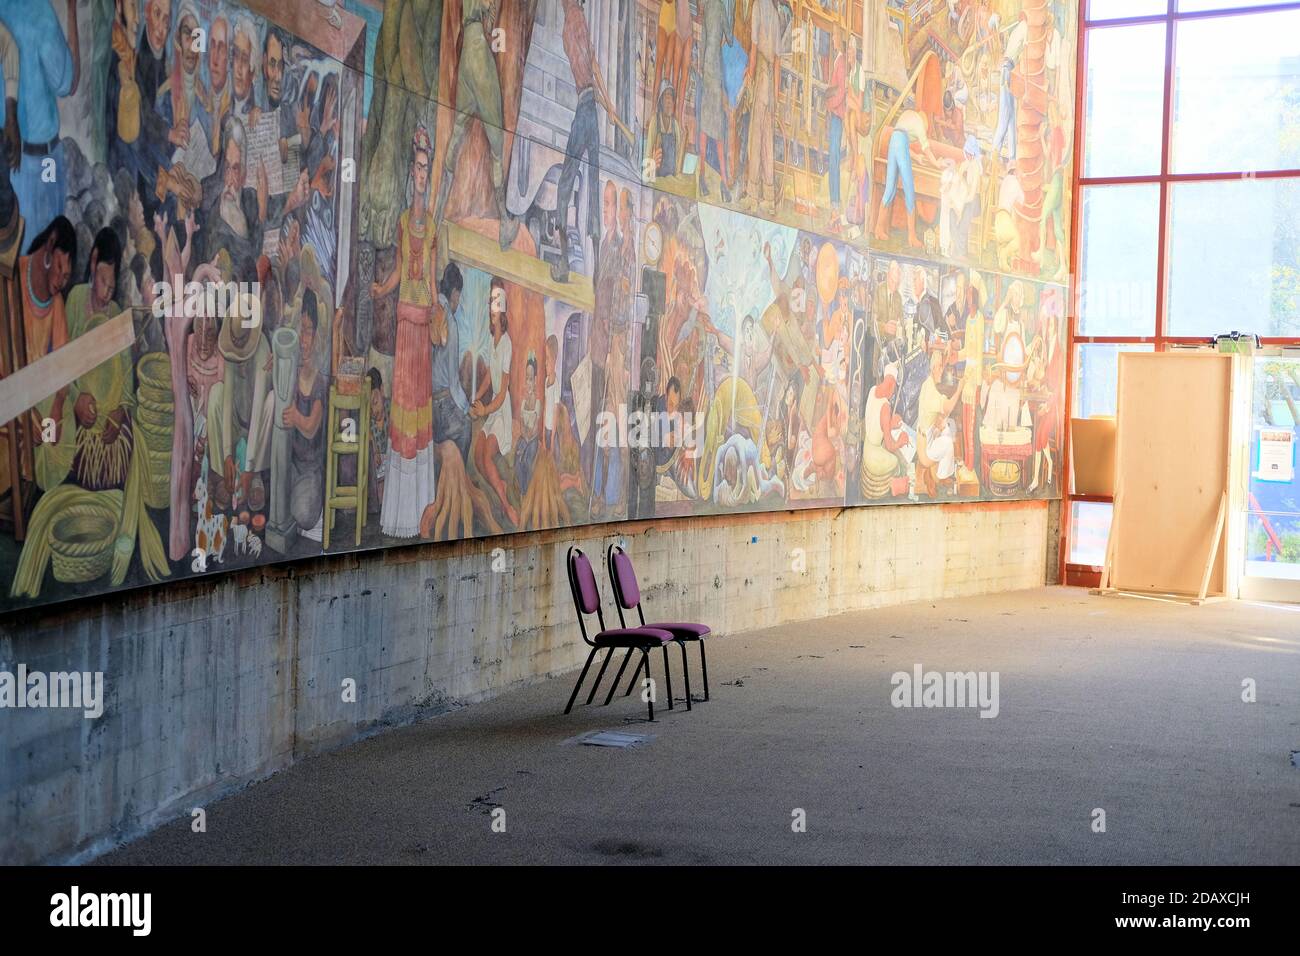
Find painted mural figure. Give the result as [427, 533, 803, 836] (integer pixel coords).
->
[914, 348, 960, 497]
[206, 275, 273, 512]
[741, 0, 781, 215]
[431, 262, 472, 462]
[646, 86, 685, 180]
[158, 5, 212, 172]
[469, 276, 517, 526]
[199, 114, 265, 279]
[360, 0, 439, 248]
[1034, 98, 1069, 282]
[873, 109, 942, 250]
[825, 28, 848, 233]
[432, 0, 518, 251]
[109, 0, 174, 220]
[859, 363, 910, 500]
[374, 126, 438, 538]
[1027, 287, 1062, 492]
[301, 72, 341, 288]
[653, 0, 691, 126]
[65, 229, 133, 492]
[0, 21, 17, 237]
[514, 353, 540, 493]
[197, 12, 232, 155]
[696, 0, 729, 203]
[986, 278, 1027, 432]
[0, 0, 80, 241]
[991, 17, 1023, 165]
[284, 302, 325, 532]
[231, 14, 256, 120]
[587, 180, 619, 513]
[958, 273, 988, 478]
[20, 218, 78, 490]
[713, 429, 782, 507]
[551, 0, 631, 284]
[939, 136, 982, 259]
[253, 27, 296, 156]
[187, 311, 223, 419]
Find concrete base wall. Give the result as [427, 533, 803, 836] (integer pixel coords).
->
[1, 500, 1049, 864]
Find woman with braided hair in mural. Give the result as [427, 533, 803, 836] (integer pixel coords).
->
[372, 125, 439, 538]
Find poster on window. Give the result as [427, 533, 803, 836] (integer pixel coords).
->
[1255, 428, 1296, 483]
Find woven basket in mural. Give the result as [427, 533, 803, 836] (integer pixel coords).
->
[49, 505, 118, 583]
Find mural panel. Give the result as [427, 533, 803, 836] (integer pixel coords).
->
[0, 0, 1075, 612]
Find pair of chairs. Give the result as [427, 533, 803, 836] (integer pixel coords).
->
[564, 545, 711, 721]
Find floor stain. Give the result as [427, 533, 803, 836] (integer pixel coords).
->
[467, 787, 506, 814]
[591, 838, 664, 859]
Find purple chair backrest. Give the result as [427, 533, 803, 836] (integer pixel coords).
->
[611, 550, 641, 609]
[570, 549, 601, 615]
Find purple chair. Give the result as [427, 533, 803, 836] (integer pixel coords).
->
[564, 547, 677, 721]
[607, 545, 711, 704]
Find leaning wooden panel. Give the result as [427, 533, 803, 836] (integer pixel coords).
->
[1110, 353, 1233, 597]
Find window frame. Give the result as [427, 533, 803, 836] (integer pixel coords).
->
[1062, 0, 1300, 586]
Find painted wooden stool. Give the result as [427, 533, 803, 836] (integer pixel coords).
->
[323, 380, 371, 549]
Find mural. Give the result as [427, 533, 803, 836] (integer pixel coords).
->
[0, 0, 1075, 611]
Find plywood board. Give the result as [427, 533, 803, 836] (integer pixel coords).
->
[1110, 352, 1232, 596]
[1070, 416, 1116, 497]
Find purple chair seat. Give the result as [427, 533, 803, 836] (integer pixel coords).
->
[594, 627, 676, 647]
[647, 622, 711, 640]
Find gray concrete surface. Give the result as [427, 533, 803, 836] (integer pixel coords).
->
[4, 502, 1049, 865]
[97, 587, 1300, 865]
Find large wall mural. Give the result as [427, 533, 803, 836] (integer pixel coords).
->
[0, 0, 1075, 611]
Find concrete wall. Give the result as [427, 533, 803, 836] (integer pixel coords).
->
[1, 499, 1049, 864]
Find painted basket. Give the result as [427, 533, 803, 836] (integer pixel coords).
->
[136, 352, 172, 393]
[50, 508, 118, 583]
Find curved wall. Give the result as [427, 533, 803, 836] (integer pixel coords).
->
[0, 0, 1076, 612]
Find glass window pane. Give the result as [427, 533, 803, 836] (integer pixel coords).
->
[1090, 0, 1168, 19]
[1074, 344, 1155, 418]
[1167, 178, 1300, 337]
[1179, 0, 1297, 11]
[1083, 24, 1168, 177]
[1078, 184, 1161, 336]
[1070, 502, 1113, 566]
[1172, 10, 1300, 173]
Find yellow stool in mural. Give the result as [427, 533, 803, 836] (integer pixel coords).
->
[323, 380, 370, 549]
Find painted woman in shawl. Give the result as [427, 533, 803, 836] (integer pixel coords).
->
[372, 125, 438, 538]
[65, 229, 134, 492]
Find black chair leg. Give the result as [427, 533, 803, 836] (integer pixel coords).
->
[623, 652, 646, 697]
[585, 647, 617, 705]
[698, 640, 710, 701]
[565, 647, 598, 715]
[662, 643, 675, 710]
[607, 651, 641, 706]
[642, 649, 655, 721]
[679, 640, 693, 710]
[604, 647, 635, 703]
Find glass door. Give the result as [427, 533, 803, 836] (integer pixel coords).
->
[1241, 353, 1300, 601]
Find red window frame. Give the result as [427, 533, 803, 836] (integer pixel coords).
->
[1061, 0, 1300, 586]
